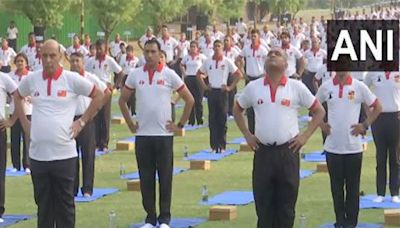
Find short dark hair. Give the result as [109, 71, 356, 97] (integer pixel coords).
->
[162, 25, 168, 29]
[144, 38, 161, 51]
[280, 30, 291, 39]
[70, 52, 84, 59]
[126, 45, 134, 52]
[14, 53, 28, 65]
[213, 39, 223, 47]
[119, 42, 126, 48]
[89, 44, 96, 50]
[251, 29, 260, 35]
[190, 40, 199, 47]
[95, 39, 106, 47]
[28, 32, 35, 37]
[160, 50, 167, 58]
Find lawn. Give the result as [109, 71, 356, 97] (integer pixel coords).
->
[4, 77, 396, 228]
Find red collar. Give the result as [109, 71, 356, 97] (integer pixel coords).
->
[28, 42, 36, 48]
[212, 54, 223, 61]
[143, 63, 164, 72]
[251, 41, 260, 50]
[190, 52, 199, 59]
[84, 42, 91, 47]
[42, 67, 63, 80]
[126, 54, 135, 61]
[79, 69, 85, 76]
[96, 54, 106, 61]
[162, 36, 170, 41]
[385, 71, 391, 79]
[180, 39, 186, 43]
[311, 48, 320, 54]
[224, 46, 231, 52]
[146, 34, 153, 38]
[73, 44, 80, 49]
[333, 75, 352, 85]
[15, 69, 28, 77]
[115, 39, 120, 43]
[206, 40, 211, 45]
[36, 53, 41, 59]
[282, 43, 290, 49]
[263, 75, 288, 86]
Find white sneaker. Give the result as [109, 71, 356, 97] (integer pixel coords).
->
[391, 196, 400, 203]
[160, 224, 170, 228]
[373, 195, 385, 203]
[228, 115, 234, 120]
[25, 168, 31, 174]
[10, 168, 18, 173]
[139, 223, 155, 228]
[0, 218, 3, 223]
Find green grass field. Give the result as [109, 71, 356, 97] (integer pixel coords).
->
[3, 77, 397, 228]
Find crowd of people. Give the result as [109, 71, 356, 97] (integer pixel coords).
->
[0, 3, 399, 228]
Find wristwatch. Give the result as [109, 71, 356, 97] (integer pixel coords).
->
[177, 122, 184, 129]
[78, 119, 86, 128]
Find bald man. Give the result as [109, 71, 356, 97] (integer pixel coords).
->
[14, 39, 104, 228]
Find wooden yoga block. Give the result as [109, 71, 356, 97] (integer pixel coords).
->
[127, 180, 140, 191]
[209, 205, 237, 221]
[316, 162, 328, 173]
[116, 141, 134, 151]
[384, 209, 400, 226]
[174, 128, 185, 137]
[111, 117, 126, 125]
[239, 142, 252, 152]
[190, 160, 211, 170]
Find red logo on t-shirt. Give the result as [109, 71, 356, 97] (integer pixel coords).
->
[57, 90, 67, 97]
[281, 99, 291, 107]
[157, 79, 165, 85]
[348, 91, 355, 100]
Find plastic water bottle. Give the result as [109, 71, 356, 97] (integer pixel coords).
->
[299, 214, 306, 228]
[201, 185, 208, 202]
[183, 145, 189, 158]
[109, 210, 116, 228]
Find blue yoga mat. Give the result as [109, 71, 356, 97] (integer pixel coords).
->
[185, 149, 237, 161]
[120, 137, 136, 143]
[75, 188, 119, 202]
[120, 167, 188, 180]
[300, 170, 315, 179]
[0, 215, 32, 227]
[131, 218, 206, 228]
[360, 195, 400, 209]
[303, 151, 326, 162]
[200, 191, 254, 206]
[184, 124, 207, 131]
[227, 137, 246, 144]
[318, 223, 382, 228]
[362, 135, 373, 143]
[5, 168, 27, 177]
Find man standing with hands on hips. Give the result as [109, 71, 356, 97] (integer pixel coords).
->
[13, 39, 104, 228]
[119, 39, 194, 228]
[233, 47, 325, 228]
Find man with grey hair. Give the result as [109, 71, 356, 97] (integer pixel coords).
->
[14, 39, 104, 228]
[233, 47, 325, 227]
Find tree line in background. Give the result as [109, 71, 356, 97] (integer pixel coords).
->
[0, 0, 390, 42]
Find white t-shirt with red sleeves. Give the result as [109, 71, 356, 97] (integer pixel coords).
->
[124, 63, 185, 136]
[198, 56, 238, 89]
[224, 46, 241, 62]
[119, 54, 139, 75]
[20, 44, 36, 68]
[86, 55, 122, 84]
[282, 44, 303, 76]
[0, 72, 17, 119]
[364, 71, 400, 113]
[18, 68, 96, 161]
[66, 45, 89, 57]
[181, 53, 207, 76]
[237, 76, 317, 145]
[0, 47, 17, 67]
[158, 37, 179, 63]
[304, 49, 327, 73]
[316, 76, 378, 154]
[239, 44, 269, 77]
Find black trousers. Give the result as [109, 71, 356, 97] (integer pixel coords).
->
[95, 95, 111, 149]
[135, 136, 174, 226]
[253, 142, 299, 228]
[371, 112, 400, 196]
[184, 76, 203, 125]
[74, 116, 96, 196]
[0, 129, 7, 217]
[7, 39, 17, 51]
[31, 157, 77, 228]
[245, 77, 260, 134]
[321, 102, 328, 144]
[10, 115, 31, 170]
[302, 70, 316, 95]
[0, 66, 11, 73]
[227, 74, 237, 116]
[208, 89, 228, 151]
[326, 152, 363, 228]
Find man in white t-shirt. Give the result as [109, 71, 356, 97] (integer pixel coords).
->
[86, 39, 123, 152]
[236, 18, 248, 37]
[197, 40, 242, 152]
[13, 39, 104, 228]
[109, 33, 125, 60]
[316, 68, 382, 228]
[302, 37, 327, 94]
[280, 31, 305, 79]
[66, 35, 89, 59]
[119, 39, 194, 228]
[138, 27, 156, 51]
[0, 71, 18, 223]
[0, 39, 16, 73]
[6, 21, 18, 52]
[233, 47, 325, 228]
[69, 52, 111, 198]
[157, 25, 179, 66]
[19, 32, 37, 69]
